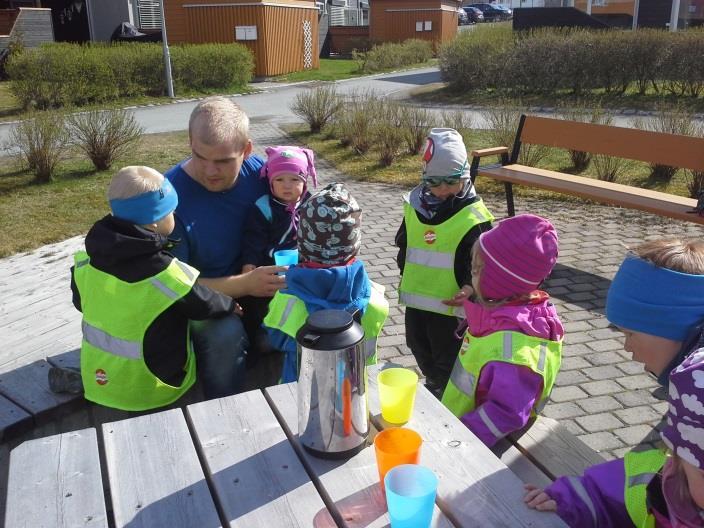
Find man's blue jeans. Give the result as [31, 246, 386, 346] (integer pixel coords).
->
[190, 315, 248, 399]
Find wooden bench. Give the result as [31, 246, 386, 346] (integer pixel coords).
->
[470, 115, 704, 223]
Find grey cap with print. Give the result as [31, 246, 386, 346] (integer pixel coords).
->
[297, 182, 362, 265]
[421, 128, 470, 180]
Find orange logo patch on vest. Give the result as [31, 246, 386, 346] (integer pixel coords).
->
[95, 369, 108, 385]
[424, 230, 437, 244]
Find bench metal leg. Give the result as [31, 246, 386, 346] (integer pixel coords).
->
[505, 182, 515, 217]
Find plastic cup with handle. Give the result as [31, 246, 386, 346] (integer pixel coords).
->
[377, 368, 419, 424]
[385, 464, 438, 528]
[374, 427, 422, 491]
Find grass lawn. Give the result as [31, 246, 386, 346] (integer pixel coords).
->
[273, 58, 438, 83]
[0, 131, 191, 258]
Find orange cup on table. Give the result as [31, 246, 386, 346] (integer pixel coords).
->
[373, 427, 422, 491]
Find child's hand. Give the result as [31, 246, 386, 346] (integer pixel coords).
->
[442, 285, 474, 306]
[523, 484, 557, 512]
[233, 302, 244, 316]
[242, 264, 256, 273]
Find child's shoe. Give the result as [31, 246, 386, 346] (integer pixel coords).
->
[48, 366, 83, 394]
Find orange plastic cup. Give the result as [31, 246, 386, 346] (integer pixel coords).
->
[373, 427, 422, 491]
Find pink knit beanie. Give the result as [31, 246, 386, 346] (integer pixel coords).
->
[260, 146, 318, 193]
[478, 214, 558, 300]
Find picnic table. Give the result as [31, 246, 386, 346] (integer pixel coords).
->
[5, 369, 567, 528]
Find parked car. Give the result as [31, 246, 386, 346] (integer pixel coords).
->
[457, 7, 469, 25]
[465, 3, 512, 21]
[462, 6, 485, 23]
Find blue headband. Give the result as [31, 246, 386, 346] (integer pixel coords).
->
[109, 179, 178, 225]
[606, 255, 704, 341]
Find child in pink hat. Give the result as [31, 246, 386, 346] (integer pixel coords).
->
[239, 146, 317, 368]
[441, 213, 564, 448]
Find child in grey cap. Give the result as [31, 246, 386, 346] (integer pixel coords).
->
[395, 128, 495, 397]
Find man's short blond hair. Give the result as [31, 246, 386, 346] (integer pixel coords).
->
[188, 96, 250, 150]
[107, 166, 164, 201]
[634, 238, 704, 275]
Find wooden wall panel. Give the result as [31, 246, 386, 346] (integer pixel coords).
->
[175, 3, 318, 76]
[574, 0, 635, 15]
[370, 0, 458, 47]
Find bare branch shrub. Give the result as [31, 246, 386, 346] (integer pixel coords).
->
[399, 105, 434, 155]
[68, 109, 143, 171]
[290, 85, 342, 133]
[482, 102, 549, 166]
[558, 101, 613, 173]
[10, 111, 70, 183]
[592, 154, 628, 183]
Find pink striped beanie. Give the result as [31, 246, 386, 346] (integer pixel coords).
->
[478, 214, 558, 300]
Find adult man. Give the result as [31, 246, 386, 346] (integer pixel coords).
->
[166, 96, 284, 398]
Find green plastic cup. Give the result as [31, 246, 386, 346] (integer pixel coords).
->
[378, 368, 419, 424]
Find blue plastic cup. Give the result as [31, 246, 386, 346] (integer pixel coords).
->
[273, 249, 298, 269]
[384, 464, 438, 528]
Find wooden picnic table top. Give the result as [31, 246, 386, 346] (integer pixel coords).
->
[5, 370, 567, 528]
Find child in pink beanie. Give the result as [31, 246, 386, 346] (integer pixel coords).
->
[240, 146, 317, 367]
[441, 213, 564, 447]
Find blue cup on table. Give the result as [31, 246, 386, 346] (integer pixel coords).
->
[273, 249, 298, 273]
[384, 464, 438, 528]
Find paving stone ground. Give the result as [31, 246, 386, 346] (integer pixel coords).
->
[2, 122, 703, 461]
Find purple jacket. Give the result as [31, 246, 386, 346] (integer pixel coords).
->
[459, 295, 564, 447]
[546, 458, 631, 528]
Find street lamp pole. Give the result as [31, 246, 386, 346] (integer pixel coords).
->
[160, 0, 175, 98]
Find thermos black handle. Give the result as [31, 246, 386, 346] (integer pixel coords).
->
[302, 333, 320, 345]
[348, 308, 362, 324]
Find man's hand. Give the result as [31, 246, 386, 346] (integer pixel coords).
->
[523, 484, 557, 512]
[244, 265, 287, 297]
[442, 285, 474, 307]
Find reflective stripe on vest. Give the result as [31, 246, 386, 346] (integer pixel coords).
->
[624, 449, 667, 528]
[82, 321, 141, 360]
[73, 251, 199, 411]
[398, 292, 464, 318]
[441, 330, 561, 420]
[567, 476, 598, 526]
[399, 199, 494, 316]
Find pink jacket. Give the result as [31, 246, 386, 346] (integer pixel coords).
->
[459, 293, 564, 447]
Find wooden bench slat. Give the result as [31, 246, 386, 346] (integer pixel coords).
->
[521, 116, 704, 172]
[186, 390, 329, 527]
[102, 408, 221, 528]
[5, 428, 108, 528]
[506, 416, 605, 481]
[491, 439, 553, 488]
[366, 369, 567, 527]
[478, 164, 703, 224]
[265, 383, 454, 528]
[0, 394, 32, 441]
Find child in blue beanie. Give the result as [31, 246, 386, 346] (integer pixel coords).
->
[263, 182, 389, 383]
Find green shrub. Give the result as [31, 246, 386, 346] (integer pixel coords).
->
[355, 39, 433, 73]
[10, 110, 70, 182]
[68, 109, 144, 171]
[171, 43, 253, 91]
[291, 85, 342, 133]
[439, 25, 513, 92]
[6, 42, 253, 109]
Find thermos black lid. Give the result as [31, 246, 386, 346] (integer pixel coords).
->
[296, 309, 364, 350]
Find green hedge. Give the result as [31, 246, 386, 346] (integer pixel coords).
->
[353, 39, 434, 73]
[7, 42, 254, 110]
[439, 26, 704, 97]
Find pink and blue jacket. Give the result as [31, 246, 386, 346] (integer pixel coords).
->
[460, 292, 564, 447]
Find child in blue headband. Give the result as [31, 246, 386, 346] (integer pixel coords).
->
[50, 166, 238, 411]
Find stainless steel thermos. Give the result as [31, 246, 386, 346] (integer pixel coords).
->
[297, 309, 369, 459]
